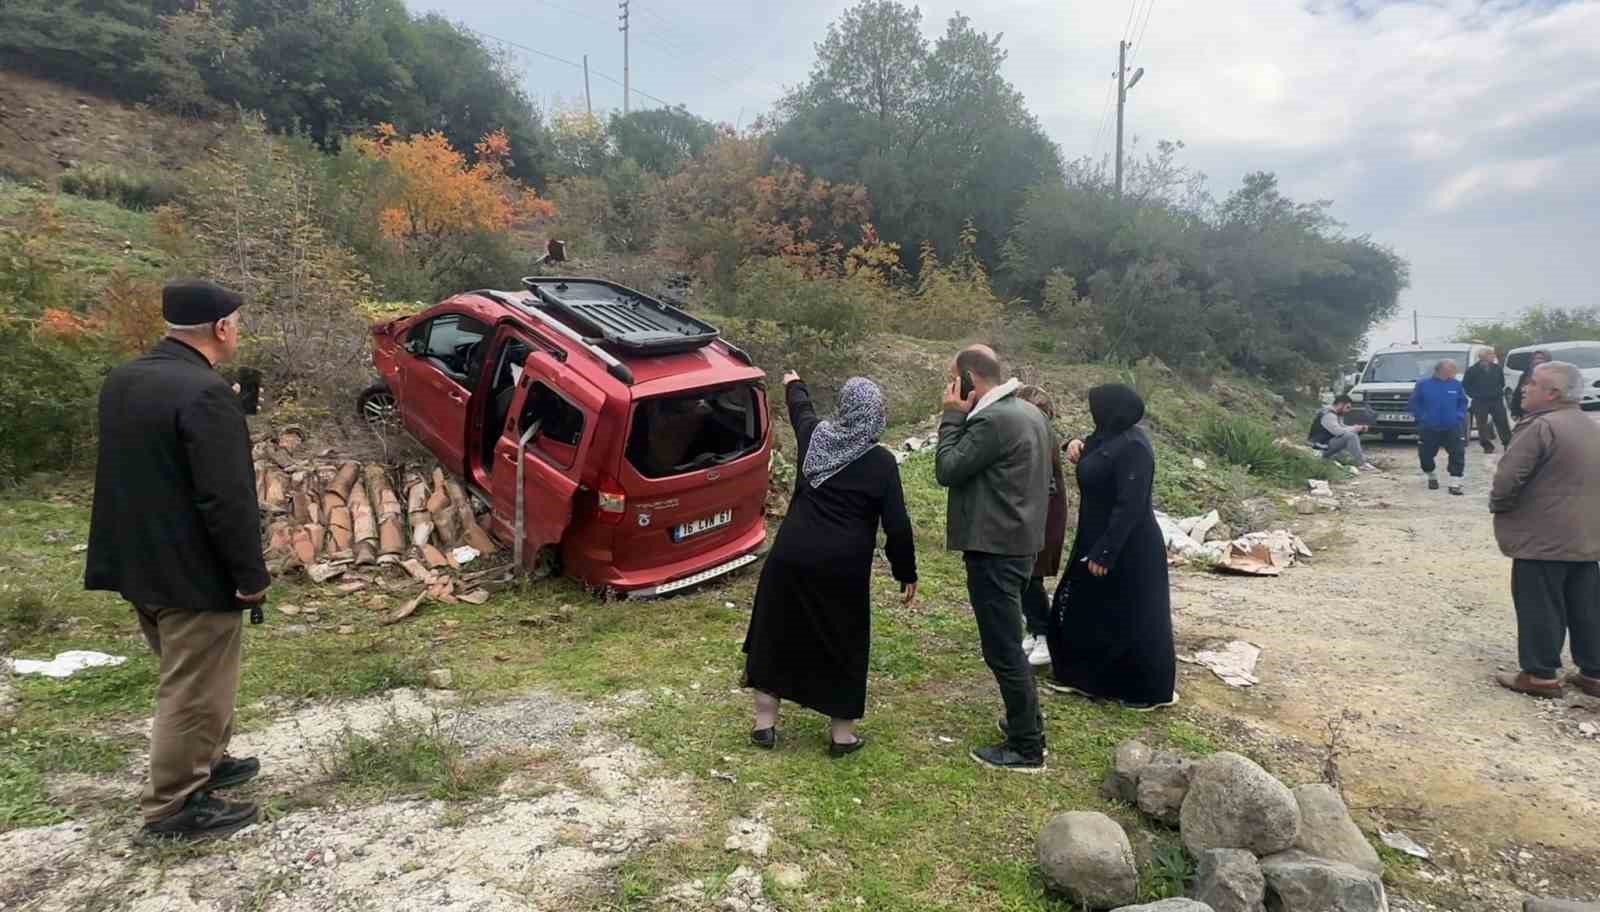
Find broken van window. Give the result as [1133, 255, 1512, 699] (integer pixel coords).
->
[626, 384, 762, 479]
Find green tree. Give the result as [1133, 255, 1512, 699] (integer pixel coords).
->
[1461, 306, 1600, 353]
[608, 107, 717, 175]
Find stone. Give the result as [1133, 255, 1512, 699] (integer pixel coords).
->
[1291, 784, 1382, 874]
[1102, 740, 1154, 804]
[767, 863, 808, 889]
[1192, 848, 1266, 912]
[424, 668, 453, 689]
[1112, 901, 1216, 912]
[1260, 850, 1387, 912]
[1136, 751, 1194, 826]
[724, 817, 773, 858]
[1526, 901, 1600, 912]
[1037, 811, 1139, 909]
[719, 865, 774, 912]
[1179, 752, 1300, 857]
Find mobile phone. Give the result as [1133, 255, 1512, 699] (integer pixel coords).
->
[959, 370, 974, 400]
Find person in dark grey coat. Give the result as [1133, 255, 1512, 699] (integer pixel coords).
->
[85, 280, 269, 841]
[936, 345, 1052, 773]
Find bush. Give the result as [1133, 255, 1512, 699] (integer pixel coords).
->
[717, 257, 874, 337]
[56, 165, 181, 211]
[0, 321, 107, 486]
[1200, 414, 1334, 485]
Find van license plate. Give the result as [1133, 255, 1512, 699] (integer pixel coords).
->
[674, 510, 732, 542]
[1384, 413, 1415, 423]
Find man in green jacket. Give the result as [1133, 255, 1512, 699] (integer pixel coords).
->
[936, 345, 1052, 772]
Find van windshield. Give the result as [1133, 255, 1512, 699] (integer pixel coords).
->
[1363, 351, 1463, 384]
[1555, 346, 1600, 369]
[626, 384, 763, 478]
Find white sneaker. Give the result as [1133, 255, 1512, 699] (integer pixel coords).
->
[1028, 639, 1052, 667]
[1020, 635, 1038, 656]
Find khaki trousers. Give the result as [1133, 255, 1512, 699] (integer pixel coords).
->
[134, 604, 242, 823]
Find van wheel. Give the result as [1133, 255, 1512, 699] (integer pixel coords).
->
[357, 382, 397, 432]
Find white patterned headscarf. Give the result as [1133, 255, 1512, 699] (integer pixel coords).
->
[802, 377, 887, 487]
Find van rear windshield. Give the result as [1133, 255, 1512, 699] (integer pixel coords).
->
[626, 384, 763, 478]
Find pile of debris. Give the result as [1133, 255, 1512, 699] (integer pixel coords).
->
[1156, 510, 1312, 576]
[252, 428, 506, 618]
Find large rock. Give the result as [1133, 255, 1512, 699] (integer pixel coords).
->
[1038, 811, 1139, 909]
[1291, 784, 1382, 875]
[1137, 751, 1194, 826]
[1192, 848, 1266, 912]
[1180, 752, 1301, 857]
[1102, 740, 1154, 804]
[1260, 850, 1387, 912]
[1526, 901, 1600, 912]
[1112, 901, 1215, 912]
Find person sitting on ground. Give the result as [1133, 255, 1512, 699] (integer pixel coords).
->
[1489, 360, 1600, 700]
[741, 373, 917, 757]
[1046, 384, 1178, 711]
[1509, 350, 1551, 422]
[1015, 385, 1068, 670]
[1308, 394, 1378, 472]
[1464, 348, 1513, 454]
[1408, 358, 1470, 495]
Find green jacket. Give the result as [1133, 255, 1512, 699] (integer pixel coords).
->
[936, 391, 1052, 557]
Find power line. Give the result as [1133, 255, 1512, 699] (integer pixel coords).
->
[1128, 0, 1158, 68]
[462, 25, 675, 110]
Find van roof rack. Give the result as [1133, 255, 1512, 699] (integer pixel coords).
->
[520, 277, 720, 356]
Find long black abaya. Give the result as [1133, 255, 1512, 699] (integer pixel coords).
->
[1046, 385, 1176, 705]
[742, 382, 917, 720]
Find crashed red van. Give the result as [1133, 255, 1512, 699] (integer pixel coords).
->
[359, 277, 771, 596]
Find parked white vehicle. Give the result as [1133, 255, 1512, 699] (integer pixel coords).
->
[1347, 342, 1494, 440]
[1504, 341, 1600, 410]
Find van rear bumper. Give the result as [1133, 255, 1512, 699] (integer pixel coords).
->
[588, 521, 767, 597]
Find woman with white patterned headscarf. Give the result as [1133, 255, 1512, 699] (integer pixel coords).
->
[741, 371, 918, 758]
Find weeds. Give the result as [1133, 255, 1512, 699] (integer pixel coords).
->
[319, 712, 520, 801]
[1139, 838, 1195, 900]
[57, 165, 181, 211]
[0, 589, 62, 639]
[1201, 414, 1335, 486]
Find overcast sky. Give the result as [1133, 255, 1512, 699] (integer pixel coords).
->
[410, 0, 1600, 354]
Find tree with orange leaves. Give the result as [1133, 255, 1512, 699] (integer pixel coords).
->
[353, 124, 555, 281]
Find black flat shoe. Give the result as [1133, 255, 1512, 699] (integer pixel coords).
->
[828, 736, 865, 758]
[751, 727, 777, 750]
[206, 755, 260, 790]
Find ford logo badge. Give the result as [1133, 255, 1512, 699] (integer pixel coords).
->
[638, 513, 651, 528]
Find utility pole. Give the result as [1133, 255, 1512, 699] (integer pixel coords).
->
[1114, 41, 1146, 200]
[583, 54, 592, 116]
[617, 0, 630, 115]
[1413, 309, 1420, 345]
[1115, 40, 1127, 200]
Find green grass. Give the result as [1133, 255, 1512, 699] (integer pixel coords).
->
[0, 179, 165, 282]
[319, 713, 523, 802]
[1199, 414, 1337, 488]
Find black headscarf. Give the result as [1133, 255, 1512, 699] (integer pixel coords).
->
[1085, 384, 1147, 454]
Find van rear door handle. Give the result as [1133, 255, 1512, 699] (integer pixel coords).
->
[448, 391, 465, 403]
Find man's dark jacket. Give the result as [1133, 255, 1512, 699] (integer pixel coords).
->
[85, 338, 269, 611]
[1463, 360, 1506, 404]
[935, 389, 1051, 557]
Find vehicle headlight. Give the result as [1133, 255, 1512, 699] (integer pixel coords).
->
[1348, 391, 1364, 402]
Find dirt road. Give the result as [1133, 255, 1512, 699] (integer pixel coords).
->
[1176, 439, 1600, 904]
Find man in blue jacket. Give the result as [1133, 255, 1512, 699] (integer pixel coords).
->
[1408, 358, 1470, 495]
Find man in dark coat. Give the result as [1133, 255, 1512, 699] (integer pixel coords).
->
[85, 280, 269, 840]
[1463, 348, 1512, 453]
[936, 345, 1052, 773]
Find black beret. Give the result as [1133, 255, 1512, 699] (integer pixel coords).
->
[163, 280, 243, 325]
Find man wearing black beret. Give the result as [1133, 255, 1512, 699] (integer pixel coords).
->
[85, 279, 269, 840]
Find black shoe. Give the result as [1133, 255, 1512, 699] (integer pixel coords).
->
[140, 791, 258, 842]
[1120, 693, 1181, 712]
[1449, 485, 1464, 496]
[1482, 445, 1495, 454]
[970, 743, 1046, 774]
[828, 736, 865, 758]
[206, 755, 260, 790]
[751, 727, 777, 750]
[995, 718, 1050, 756]
[1428, 479, 1440, 490]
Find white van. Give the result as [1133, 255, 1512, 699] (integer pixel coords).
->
[1504, 342, 1600, 410]
[1347, 342, 1494, 440]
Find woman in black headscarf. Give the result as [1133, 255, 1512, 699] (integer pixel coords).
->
[742, 372, 918, 756]
[1043, 384, 1177, 710]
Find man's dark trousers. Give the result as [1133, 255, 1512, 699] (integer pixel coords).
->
[1418, 426, 1466, 478]
[965, 553, 1044, 757]
[1512, 560, 1600, 680]
[1473, 399, 1512, 450]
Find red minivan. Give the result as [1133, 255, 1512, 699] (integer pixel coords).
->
[361, 278, 771, 596]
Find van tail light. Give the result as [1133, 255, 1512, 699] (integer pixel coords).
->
[596, 475, 627, 524]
